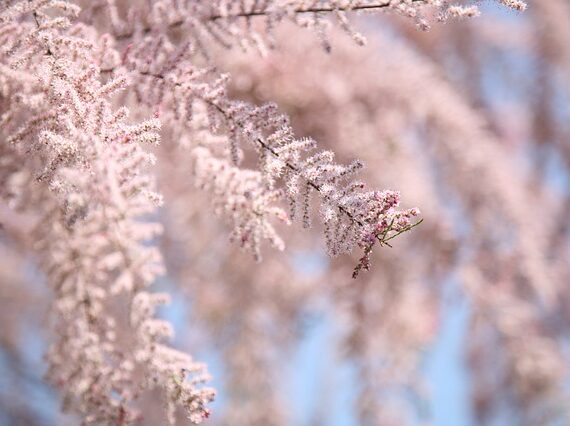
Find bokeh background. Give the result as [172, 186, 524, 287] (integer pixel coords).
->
[2, 1, 570, 425]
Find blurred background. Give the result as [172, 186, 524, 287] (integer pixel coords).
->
[2, 1, 570, 425]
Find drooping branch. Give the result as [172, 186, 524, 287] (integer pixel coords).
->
[206, 0, 427, 21]
[132, 69, 421, 276]
[204, 96, 423, 249]
[112, 0, 426, 41]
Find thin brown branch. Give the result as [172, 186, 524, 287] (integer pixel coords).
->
[207, 0, 426, 20]
[136, 70, 421, 248]
[136, 73, 361, 227]
[114, 0, 425, 40]
[210, 102, 369, 230]
[31, 9, 53, 56]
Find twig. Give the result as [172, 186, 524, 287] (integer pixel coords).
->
[137, 70, 421, 248]
[207, 0, 426, 20]
[115, 0, 425, 40]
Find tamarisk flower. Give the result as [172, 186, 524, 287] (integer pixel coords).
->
[349, 191, 421, 278]
[97, 0, 523, 274]
[192, 146, 290, 261]
[199, 94, 424, 276]
[1, 1, 214, 423]
[102, 0, 527, 52]
[118, 46, 423, 274]
[498, 0, 527, 11]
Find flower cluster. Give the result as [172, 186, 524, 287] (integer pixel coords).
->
[1, 1, 214, 423]
[99, 0, 527, 53]
[0, 0, 530, 424]
[106, 29, 422, 270]
[192, 146, 290, 261]
[194, 91, 422, 269]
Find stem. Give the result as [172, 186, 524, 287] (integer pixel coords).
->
[208, 0, 426, 20]
[136, 70, 421, 246]
[212, 102, 369, 228]
[384, 218, 424, 242]
[210, 100, 423, 249]
[115, 0, 425, 40]
[32, 9, 53, 56]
